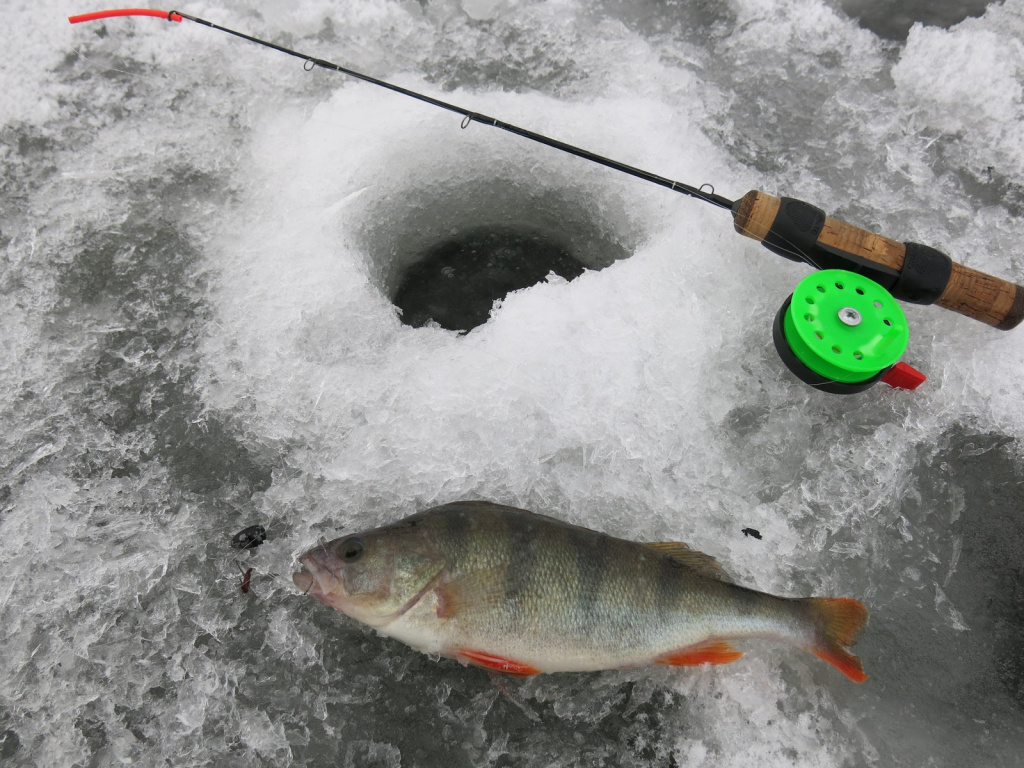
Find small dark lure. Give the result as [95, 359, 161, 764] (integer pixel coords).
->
[231, 525, 267, 550]
[742, 528, 762, 540]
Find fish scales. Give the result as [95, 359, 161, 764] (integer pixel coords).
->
[429, 503, 795, 658]
[433, 504, 670, 655]
[293, 501, 868, 682]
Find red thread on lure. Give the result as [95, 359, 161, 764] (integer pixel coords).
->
[69, 8, 181, 23]
[240, 567, 253, 594]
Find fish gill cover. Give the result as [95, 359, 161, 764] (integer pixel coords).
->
[1, 0, 1023, 765]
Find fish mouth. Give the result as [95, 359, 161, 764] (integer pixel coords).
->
[292, 569, 316, 594]
[292, 553, 339, 605]
[292, 550, 396, 627]
[292, 546, 444, 627]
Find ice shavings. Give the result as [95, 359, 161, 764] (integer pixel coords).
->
[893, 15, 1024, 177]
[2, 0, 1023, 765]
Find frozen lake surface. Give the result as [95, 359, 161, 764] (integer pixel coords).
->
[2, 0, 1023, 765]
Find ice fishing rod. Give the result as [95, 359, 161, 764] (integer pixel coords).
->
[70, 9, 1024, 393]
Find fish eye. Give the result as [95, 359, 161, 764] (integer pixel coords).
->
[339, 537, 364, 563]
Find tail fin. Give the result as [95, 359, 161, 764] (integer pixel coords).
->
[804, 597, 869, 683]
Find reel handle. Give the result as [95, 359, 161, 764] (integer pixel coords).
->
[732, 190, 1024, 330]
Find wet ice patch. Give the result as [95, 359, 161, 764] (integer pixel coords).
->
[461, 0, 507, 21]
[839, 0, 998, 40]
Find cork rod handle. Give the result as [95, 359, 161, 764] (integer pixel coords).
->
[732, 190, 1024, 330]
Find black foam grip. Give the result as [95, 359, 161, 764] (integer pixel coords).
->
[763, 198, 827, 263]
[891, 242, 953, 305]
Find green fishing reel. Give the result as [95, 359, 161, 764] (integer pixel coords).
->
[773, 269, 925, 394]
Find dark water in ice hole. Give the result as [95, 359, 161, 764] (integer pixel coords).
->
[393, 227, 587, 332]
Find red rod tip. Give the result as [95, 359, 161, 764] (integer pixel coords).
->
[69, 9, 182, 24]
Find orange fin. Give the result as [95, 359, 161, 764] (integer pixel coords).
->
[456, 648, 540, 677]
[656, 639, 744, 667]
[805, 597, 869, 683]
[645, 542, 733, 583]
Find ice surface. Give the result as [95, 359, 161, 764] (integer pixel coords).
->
[2, 0, 1023, 765]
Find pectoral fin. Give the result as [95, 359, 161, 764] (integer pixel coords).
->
[434, 569, 508, 619]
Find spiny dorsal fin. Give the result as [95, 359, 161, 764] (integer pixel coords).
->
[645, 542, 733, 583]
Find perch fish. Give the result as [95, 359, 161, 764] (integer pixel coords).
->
[292, 501, 868, 681]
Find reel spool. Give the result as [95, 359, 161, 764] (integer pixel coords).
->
[773, 269, 924, 394]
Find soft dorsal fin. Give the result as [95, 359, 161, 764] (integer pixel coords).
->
[645, 542, 733, 583]
[645, 542, 693, 559]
